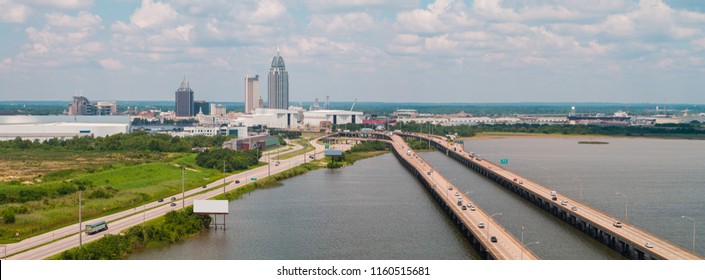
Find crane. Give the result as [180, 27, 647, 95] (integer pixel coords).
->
[350, 98, 357, 111]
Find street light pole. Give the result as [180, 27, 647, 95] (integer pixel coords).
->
[78, 190, 82, 250]
[682, 216, 696, 254]
[223, 160, 226, 195]
[616, 192, 628, 222]
[522, 241, 540, 260]
[182, 166, 185, 209]
[488, 212, 502, 241]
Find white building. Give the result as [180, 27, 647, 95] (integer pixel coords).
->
[239, 108, 300, 129]
[210, 104, 227, 116]
[167, 125, 248, 138]
[0, 122, 129, 141]
[302, 110, 363, 126]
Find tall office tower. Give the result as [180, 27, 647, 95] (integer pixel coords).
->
[245, 74, 260, 114]
[268, 48, 289, 109]
[175, 77, 194, 117]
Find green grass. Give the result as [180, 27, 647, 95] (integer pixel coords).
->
[274, 139, 316, 160]
[0, 154, 227, 243]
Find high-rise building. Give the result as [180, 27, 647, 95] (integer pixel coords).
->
[68, 96, 96, 115]
[268, 48, 289, 109]
[95, 101, 118, 115]
[194, 100, 210, 115]
[175, 77, 194, 117]
[210, 103, 226, 116]
[245, 74, 260, 114]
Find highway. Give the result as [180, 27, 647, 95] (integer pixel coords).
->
[387, 134, 538, 260]
[6, 135, 329, 260]
[403, 132, 702, 260]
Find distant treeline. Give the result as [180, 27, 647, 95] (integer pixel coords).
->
[0, 131, 232, 152]
[390, 121, 705, 138]
[195, 149, 261, 172]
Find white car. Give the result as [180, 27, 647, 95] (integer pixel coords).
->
[645, 242, 654, 248]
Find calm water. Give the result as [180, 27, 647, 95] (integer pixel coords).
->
[456, 137, 705, 257]
[130, 137, 705, 260]
[130, 154, 479, 260]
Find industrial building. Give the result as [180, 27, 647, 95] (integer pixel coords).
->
[239, 108, 300, 129]
[222, 134, 279, 151]
[167, 125, 247, 138]
[302, 110, 363, 127]
[0, 122, 129, 141]
[0, 115, 131, 141]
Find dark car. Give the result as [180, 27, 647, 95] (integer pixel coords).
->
[490, 236, 498, 243]
[171, 197, 176, 201]
[235, 180, 240, 184]
[462, 205, 467, 210]
[158, 198, 164, 202]
[170, 202, 176, 207]
[202, 185, 207, 188]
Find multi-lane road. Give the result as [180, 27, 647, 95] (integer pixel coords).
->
[5, 135, 328, 260]
[388, 134, 538, 260]
[404, 132, 702, 260]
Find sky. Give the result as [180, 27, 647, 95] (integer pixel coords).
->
[1, 0, 704, 104]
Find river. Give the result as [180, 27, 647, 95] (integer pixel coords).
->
[129, 137, 704, 259]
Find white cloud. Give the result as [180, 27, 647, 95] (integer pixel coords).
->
[396, 0, 476, 33]
[46, 11, 101, 28]
[0, 0, 32, 23]
[472, 0, 519, 21]
[246, 0, 286, 24]
[130, 0, 178, 29]
[32, 0, 93, 10]
[99, 58, 125, 71]
[309, 12, 375, 33]
[424, 34, 458, 52]
[394, 34, 421, 45]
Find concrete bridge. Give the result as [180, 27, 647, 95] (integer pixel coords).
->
[397, 132, 701, 260]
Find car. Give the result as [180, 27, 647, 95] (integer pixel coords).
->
[469, 206, 476, 211]
[513, 178, 518, 182]
[571, 206, 578, 211]
[457, 201, 463, 206]
[455, 192, 460, 196]
[490, 236, 498, 243]
[561, 199, 568, 206]
[645, 242, 654, 248]
[448, 186, 453, 190]
[478, 223, 485, 228]
[158, 198, 164, 202]
[613, 221, 623, 228]
[170, 202, 176, 207]
[427, 171, 431, 175]
[467, 203, 473, 207]
[462, 205, 467, 210]
[171, 197, 176, 201]
[202, 185, 207, 188]
[275, 161, 280, 166]
[309, 155, 314, 159]
[235, 180, 240, 184]
[519, 180, 524, 185]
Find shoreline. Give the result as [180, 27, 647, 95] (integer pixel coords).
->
[461, 132, 705, 141]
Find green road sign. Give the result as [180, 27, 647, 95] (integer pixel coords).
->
[325, 144, 330, 149]
[500, 158, 509, 165]
[251, 178, 257, 181]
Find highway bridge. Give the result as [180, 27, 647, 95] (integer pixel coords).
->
[397, 132, 701, 260]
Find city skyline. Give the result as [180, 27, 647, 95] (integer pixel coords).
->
[1, 0, 705, 104]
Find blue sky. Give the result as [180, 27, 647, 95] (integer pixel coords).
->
[1, 0, 704, 104]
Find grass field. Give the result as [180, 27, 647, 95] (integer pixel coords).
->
[0, 152, 232, 243]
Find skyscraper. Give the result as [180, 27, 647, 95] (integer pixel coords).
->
[268, 48, 289, 109]
[194, 100, 210, 115]
[175, 77, 194, 117]
[245, 74, 259, 114]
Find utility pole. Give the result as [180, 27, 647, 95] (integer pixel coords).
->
[78, 190, 82, 251]
[223, 160, 226, 195]
[182, 166, 185, 208]
[268, 153, 271, 177]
